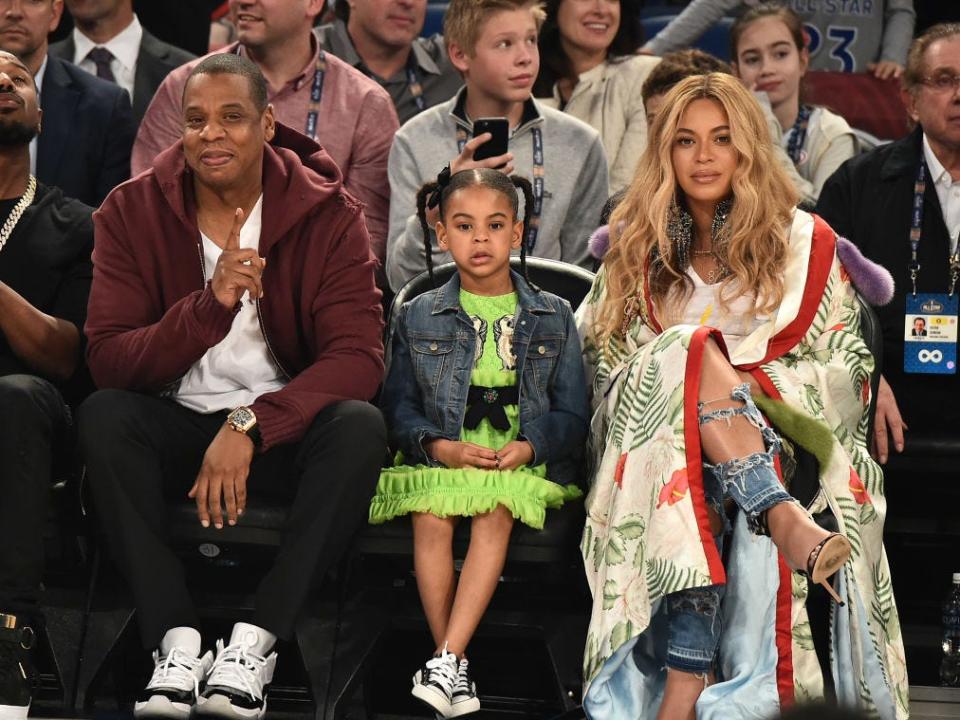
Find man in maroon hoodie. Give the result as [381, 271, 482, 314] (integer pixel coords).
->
[79, 54, 385, 720]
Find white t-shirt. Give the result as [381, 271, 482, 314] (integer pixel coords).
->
[675, 268, 768, 354]
[174, 197, 286, 413]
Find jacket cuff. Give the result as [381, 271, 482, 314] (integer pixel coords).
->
[414, 427, 451, 466]
[519, 425, 548, 467]
[249, 401, 306, 453]
[193, 284, 240, 344]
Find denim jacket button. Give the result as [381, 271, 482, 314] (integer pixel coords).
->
[430, 342, 438, 351]
[538, 345, 546, 354]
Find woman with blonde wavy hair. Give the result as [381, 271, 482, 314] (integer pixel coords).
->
[576, 73, 908, 719]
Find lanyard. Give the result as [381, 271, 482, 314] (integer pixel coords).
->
[406, 63, 425, 113]
[304, 51, 327, 140]
[910, 159, 960, 296]
[233, 46, 328, 140]
[456, 125, 544, 251]
[786, 104, 812, 166]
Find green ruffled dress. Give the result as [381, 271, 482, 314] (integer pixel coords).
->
[370, 289, 582, 530]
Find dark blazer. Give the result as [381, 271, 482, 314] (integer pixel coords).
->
[817, 126, 958, 431]
[38, 54, 136, 208]
[49, 28, 195, 123]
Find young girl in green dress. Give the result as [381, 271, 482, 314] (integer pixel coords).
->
[370, 168, 589, 718]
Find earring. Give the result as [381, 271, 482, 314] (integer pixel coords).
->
[711, 196, 733, 253]
[666, 197, 693, 270]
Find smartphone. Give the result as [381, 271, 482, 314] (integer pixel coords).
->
[472, 117, 509, 162]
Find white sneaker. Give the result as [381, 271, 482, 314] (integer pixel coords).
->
[194, 626, 277, 720]
[411, 648, 458, 716]
[448, 657, 480, 717]
[133, 647, 213, 719]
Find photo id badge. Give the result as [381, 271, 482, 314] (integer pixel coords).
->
[903, 293, 958, 374]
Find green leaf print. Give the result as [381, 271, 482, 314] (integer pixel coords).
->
[593, 535, 605, 572]
[860, 500, 878, 526]
[895, 683, 909, 716]
[615, 516, 646, 540]
[629, 359, 668, 451]
[609, 620, 634, 653]
[605, 534, 626, 566]
[645, 559, 711, 598]
[603, 580, 620, 610]
[795, 679, 814, 703]
[871, 563, 893, 640]
[791, 572, 808, 600]
[793, 620, 815, 652]
[666, 382, 686, 426]
[582, 524, 593, 559]
[801, 384, 825, 418]
[835, 496, 863, 558]
[633, 538, 646, 569]
[583, 632, 604, 683]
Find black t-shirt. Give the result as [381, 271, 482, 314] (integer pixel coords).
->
[0, 183, 94, 392]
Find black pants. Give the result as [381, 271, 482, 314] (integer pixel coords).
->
[0, 374, 72, 615]
[78, 390, 386, 648]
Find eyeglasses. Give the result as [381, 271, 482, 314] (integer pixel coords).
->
[920, 73, 960, 93]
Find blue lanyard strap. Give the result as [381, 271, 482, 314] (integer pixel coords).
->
[786, 104, 812, 166]
[233, 45, 327, 140]
[455, 125, 544, 251]
[304, 51, 327, 140]
[910, 160, 927, 295]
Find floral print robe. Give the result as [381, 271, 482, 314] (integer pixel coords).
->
[575, 210, 908, 719]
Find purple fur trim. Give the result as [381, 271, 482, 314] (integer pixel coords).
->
[836, 236, 895, 306]
[589, 224, 610, 260]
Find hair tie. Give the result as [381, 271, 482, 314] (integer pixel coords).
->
[426, 165, 452, 209]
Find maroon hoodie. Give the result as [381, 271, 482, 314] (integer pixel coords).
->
[86, 124, 384, 451]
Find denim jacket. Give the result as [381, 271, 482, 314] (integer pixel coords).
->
[380, 271, 590, 486]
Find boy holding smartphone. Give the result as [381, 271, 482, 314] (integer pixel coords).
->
[385, 0, 609, 292]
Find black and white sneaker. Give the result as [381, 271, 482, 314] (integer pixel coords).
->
[194, 627, 276, 720]
[133, 647, 213, 719]
[411, 648, 458, 716]
[448, 657, 480, 717]
[0, 622, 34, 720]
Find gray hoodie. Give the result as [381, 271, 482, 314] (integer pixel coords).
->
[386, 87, 609, 292]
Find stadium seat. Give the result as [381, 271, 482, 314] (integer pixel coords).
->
[804, 71, 909, 142]
[640, 14, 735, 61]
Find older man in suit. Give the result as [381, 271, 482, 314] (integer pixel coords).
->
[0, 0, 134, 207]
[50, 0, 195, 125]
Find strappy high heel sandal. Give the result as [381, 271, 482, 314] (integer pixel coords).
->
[798, 533, 852, 606]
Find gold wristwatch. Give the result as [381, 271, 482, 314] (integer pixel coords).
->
[227, 406, 261, 446]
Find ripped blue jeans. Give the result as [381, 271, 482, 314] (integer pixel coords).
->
[664, 384, 793, 674]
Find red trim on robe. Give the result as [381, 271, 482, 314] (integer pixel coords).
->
[738, 214, 837, 370]
[682, 326, 727, 585]
[752, 370, 796, 708]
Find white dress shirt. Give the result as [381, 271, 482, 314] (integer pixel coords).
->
[72, 14, 142, 100]
[174, 196, 287, 413]
[923, 133, 960, 255]
[29, 56, 47, 176]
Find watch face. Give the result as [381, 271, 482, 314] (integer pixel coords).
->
[230, 407, 255, 429]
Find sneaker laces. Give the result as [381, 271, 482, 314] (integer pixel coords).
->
[145, 648, 206, 694]
[207, 641, 269, 702]
[453, 658, 473, 694]
[423, 649, 458, 695]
